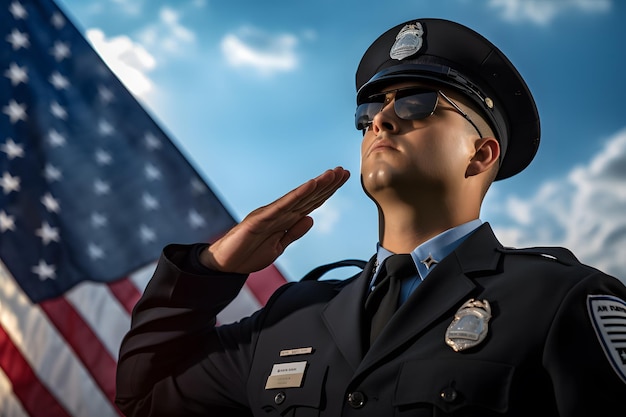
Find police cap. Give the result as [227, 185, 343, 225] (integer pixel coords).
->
[355, 18, 540, 180]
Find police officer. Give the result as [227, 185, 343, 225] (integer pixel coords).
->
[116, 19, 626, 416]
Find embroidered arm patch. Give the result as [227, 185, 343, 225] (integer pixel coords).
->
[587, 295, 626, 383]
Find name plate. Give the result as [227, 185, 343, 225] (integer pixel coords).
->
[265, 361, 307, 389]
[279, 347, 313, 357]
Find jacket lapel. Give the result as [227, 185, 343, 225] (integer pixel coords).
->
[322, 256, 376, 371]
[358, 223, 504, 373]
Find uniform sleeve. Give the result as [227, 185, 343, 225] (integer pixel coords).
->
[115, 243, 258, 417]
[543, 269, 626, 415]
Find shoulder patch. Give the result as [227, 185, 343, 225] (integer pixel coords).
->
[587, 295, 626, 383]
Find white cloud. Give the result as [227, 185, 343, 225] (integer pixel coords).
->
[159, 7, 195, 43]
[220, 26, 299, 75]
[488, 0, 612, 25]
[311, 198, 342, 235]
[137, 6, 196, 55]
[86, 29, 156, 98]
[492, 128, 626, 283]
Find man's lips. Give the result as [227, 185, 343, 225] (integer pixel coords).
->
[368, 139, 397, 155]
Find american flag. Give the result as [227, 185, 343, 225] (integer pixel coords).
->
[0, 1, 287, 416]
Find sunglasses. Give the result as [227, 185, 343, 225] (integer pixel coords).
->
[355, 87, 483, 138]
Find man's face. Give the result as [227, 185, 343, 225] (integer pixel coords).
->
[359, 82, 481, 202]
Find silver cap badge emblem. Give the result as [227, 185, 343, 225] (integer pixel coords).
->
[390, 22, 424, 61]
[445, 298, 491, 352]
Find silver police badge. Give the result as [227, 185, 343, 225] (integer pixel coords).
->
[390, 22, 424, 60]
[445, 299, 491, 352]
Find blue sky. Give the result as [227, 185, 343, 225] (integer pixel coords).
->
[56, 0, 626, 284]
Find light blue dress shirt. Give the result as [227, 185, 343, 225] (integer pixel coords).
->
[370, 219, 482, 305]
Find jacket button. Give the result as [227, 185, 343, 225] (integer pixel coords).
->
[440, 387, 458, 403]
[347, 391, 366, 408]
[274, 391, 286, 405]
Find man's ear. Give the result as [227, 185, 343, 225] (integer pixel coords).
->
[466, 137, 500, 177]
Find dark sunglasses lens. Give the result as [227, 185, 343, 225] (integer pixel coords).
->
[394, 90, 438, 120]
[355, 102, 383, 130]
[354, 89, 438, 130]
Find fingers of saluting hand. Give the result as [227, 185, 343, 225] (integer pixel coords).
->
[203, 167, 350, 273]
[241, 167, 349, 241]
[269, 166, 350, 220]
[277, 167, 350, 245]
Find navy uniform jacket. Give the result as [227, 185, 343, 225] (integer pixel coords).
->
[115, 223, 626, 416]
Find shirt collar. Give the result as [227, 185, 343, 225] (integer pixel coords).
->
[375, 219, 483, 280]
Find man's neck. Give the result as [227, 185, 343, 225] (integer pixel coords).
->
[376, 200, 480, 253]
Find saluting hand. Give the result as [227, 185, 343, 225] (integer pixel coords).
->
[199, 167, 350, 274]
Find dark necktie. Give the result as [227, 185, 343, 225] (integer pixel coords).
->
[364, 254, 417, 346]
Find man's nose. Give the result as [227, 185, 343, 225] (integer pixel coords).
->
[370, 100, 399, 134]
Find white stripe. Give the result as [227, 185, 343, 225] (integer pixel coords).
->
[65, 280, 132, 359]
[217, 284, 262, 325]
[0, 368, 29, 417]
[129, 261, 156, 293]
[0, 260, 118, 417]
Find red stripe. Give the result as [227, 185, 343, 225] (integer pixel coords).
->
[0, 324, 73, 417]
[246, 264, 288, 305]
[40, 296, 124, 417]
[108, 277, 142, 314]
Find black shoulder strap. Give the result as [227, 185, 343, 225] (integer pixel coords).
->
[300, 259, 367, 281]
[497, 246, 579, 266]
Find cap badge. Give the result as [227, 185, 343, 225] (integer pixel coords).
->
[390, 22, 424, 61]
[445, 298, 491, 352]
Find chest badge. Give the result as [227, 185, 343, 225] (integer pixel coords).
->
[445, 299, 491, 352]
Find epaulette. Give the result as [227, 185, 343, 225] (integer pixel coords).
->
[496, 246, 580, 266]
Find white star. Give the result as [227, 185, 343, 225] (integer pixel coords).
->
[49, 71, 69, 90]
[98, 119, 114, 136]
[98, 86, 114, 104]
[191, 178, 207, 195]
[41, 192, 60, 213]
[32, 259, 56, 281]
[50, 101, 67, 120]
[0, 172, 20, 195]
[188, 210, 206, 229]
[144, 132, 161, 150]
[1, 138, 24, 160]
[4, 62, 28, 86]
[35, 221, 60, 245]
[142, 192, 160, 210]
[43, 163, 62, 182]
[2, 99, 27, 124]
[51, 12, 65, 29]
[47, 129, 66, 147]
[90, 212, 108, 228]
[50, 41, 71, 62]
[87, 243, 105, 260]
[9, 1, 28, 19]
[6, 29, 29, 50]
[94, 148, 113, 165]
[93, 179, 110, 195]
[0, 210, 16, 232]
[144, 163, 162, 181]
[139, 224, 156, 243]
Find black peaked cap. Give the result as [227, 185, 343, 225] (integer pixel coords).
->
[355, 18, 540, 180]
